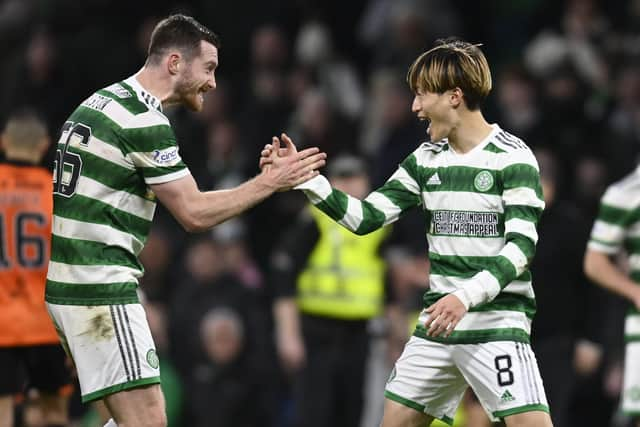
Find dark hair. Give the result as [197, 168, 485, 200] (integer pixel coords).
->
[147, 14, 220, 65]
[407, 37, 491, 110]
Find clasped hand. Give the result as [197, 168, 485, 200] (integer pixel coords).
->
[259, 133, 325, 191]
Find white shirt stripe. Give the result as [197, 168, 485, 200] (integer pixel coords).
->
[76, 176, 156, 221]
[428, 235, 504, 257]
[364, 192, 403, 225]
[47, 261, 142, 284]
[506, 218, 538, 244]
[503, 188, 544, 209]
[501, 242, 529, 276]
[52, 215, 144, 255]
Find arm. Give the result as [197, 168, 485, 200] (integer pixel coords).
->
[151, 144, 326, 232]
[584, 249, 640, 309]
[270, 213, 319, 372]
[453, 153, 544, 309]
[295, 156, 424, 235]
[273, 298, 306, 372]
[263, 135, 423, 235]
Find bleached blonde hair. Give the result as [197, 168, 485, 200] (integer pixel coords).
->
[407, 38, 492, 110]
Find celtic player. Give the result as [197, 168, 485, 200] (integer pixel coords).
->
[262, 38, 551, 427]
[45, 14, 325, 427]
[584, 167, 640, 427]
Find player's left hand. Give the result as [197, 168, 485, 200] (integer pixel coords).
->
[259, 135, 291, 170]
[424, 294, 468, 338]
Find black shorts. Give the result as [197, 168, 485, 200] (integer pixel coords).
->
[0, 344, 73, 395]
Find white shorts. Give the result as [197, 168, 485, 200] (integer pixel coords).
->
[385, 336, 549, 424]
[623, 341, 640, 415]
[46, 303, 161, 402]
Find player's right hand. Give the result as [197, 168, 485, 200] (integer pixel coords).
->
[260, 133, 326, 191]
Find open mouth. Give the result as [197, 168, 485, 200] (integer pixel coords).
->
[419, 116, 432, 135]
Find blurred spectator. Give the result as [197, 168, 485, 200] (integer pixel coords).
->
[606, 62, 640, 181]
[294, 21, 365, 120]
[366, 70, 426, 186]
[271, 155, 405, 427]
[494, 64, 546, 149]
[170, 236, 277, 427]
[186, 307, 268, 427]
[524, 0, 610, 93]
[359, 0, 461, 70]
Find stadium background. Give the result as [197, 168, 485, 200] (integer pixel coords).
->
[1, 0, 639, 426]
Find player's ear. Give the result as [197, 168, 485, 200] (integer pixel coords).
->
[167, 52, 181, 75]
[450, 88, 463, 108]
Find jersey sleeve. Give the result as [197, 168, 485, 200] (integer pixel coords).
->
[587, 185, 632, 254]
[295, 152, 423, 235]
[454, 148, 545, 309]
[119, 112, 190, 185]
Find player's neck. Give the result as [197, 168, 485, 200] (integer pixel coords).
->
[446, 110, 493, 154]
[134, 67, 174, 109]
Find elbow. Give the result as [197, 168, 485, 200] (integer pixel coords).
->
[179, 212, 210, 233]
[354, 228, 370, 236]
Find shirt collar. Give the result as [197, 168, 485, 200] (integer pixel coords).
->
[123, 74, 163, 112]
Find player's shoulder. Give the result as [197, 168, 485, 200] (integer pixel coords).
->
[603, 167, 640, 208]
[94, 78, 170, 128]
[490, 128, 531, 153]
[488, 127, 538, 168]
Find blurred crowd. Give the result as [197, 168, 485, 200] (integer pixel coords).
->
[2, 0, 640, 426]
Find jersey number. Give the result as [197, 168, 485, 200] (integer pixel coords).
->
[53, 121, 91, 197]
[494, 355, 515, 386]
[0, 212, 47, 269]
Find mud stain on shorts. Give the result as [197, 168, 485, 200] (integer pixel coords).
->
[78, 306, 115, 340]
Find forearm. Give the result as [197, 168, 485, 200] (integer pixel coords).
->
[454, 213, 539, 309]
[295, 175, 418, 235]
[584, 249, 638, 302]
[186, 175, 275, 231]
[274, 298, 301, 338]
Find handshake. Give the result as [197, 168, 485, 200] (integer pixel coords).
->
[257, 133, 326, 192]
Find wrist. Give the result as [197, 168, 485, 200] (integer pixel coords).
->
[254, 171, 278, 193]
[455, 271, 501, 309]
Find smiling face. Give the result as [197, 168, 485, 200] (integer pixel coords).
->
[411, 89, 460, 142]
[174, 40, 218, 111]
[406, 38, 492, 141]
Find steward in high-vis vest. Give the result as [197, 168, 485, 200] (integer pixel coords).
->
[271, 155, 404, 427]
[296, 206, 388, 319]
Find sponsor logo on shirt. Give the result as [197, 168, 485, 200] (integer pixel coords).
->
[152, 147, 180, 164]
[430, 210, 500, 237]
